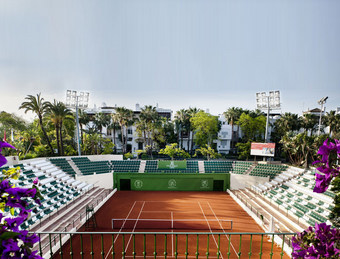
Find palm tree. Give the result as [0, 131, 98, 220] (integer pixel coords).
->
[274, 113, 300, 135]
[109, 113, 120, 153]
[19, 93, 54, 154]
[175, 109, 189, 149]
[94, 113, 111, 135]
[223, 107, 242, 152]
[78, 109, 90, 144]
[323, 110, 340, 136]
[187, 107, 200, 155]
[46, 100, 73, 156]
[301, 113, 318, 135]
[115, 107, 134, 153]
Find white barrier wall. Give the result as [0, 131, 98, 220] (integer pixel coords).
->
[230, 174, 269, 190]
[76, 172, 113, 189]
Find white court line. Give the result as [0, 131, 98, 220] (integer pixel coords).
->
[207, 202, 238, 257]
[198, 202, 224, 259]
[104, 201, 138, 259]
[125, 201, 146, 252]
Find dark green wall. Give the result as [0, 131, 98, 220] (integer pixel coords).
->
[114, 173, 230, 191]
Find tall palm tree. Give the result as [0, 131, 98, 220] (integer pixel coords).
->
[94, 113, 111, 135]
[323, 110, 340, 136]
[274, 112, 300, 135]
[19, 93, 54, 154]
[188, 107, 200, 154]
[223, 107, 242, 152]
[109, 113, 120, 153]
[301, 113, 318, 135]
[46, 100, 73, 156]
[175, 109, 189, 149]
[78, 109, 90, 144]
[115, 107, 134, 153]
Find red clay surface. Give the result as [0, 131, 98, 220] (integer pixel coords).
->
[55, 191, 292, 259]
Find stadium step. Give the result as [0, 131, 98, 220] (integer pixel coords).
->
[198, 161, 205, 173]
[139, 160, 146, 173]
[67, 159, 82, 175]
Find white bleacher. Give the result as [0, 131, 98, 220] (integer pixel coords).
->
[40, 165, 55, 171]
[251, 168, 335, 227]
[50, 170, 64, 177]
[71, 180, 82, 187]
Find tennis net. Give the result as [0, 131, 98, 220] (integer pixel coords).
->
[111, 218, 233, 230]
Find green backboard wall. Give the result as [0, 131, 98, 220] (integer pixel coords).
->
[158, 161, 187, 169]
[114, 173, 230, 191]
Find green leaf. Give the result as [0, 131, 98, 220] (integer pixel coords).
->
[0, 231, 20, 241]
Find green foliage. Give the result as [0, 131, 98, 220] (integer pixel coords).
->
[33, 144, 49, 157]
[329, 177, 340, 227]
[159, 143, 190, 160]
[280, 132, 327, 167]
[124, 152, 133, 160]
[190, 111, 219, 147]
[101, 139, 115, 154]
[237, 113, 266, 142]
[235, 141, 251, 160]
[194, 145, 221, 160]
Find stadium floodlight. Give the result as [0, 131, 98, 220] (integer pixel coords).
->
[317, 96, 328, 136]
[66, 90, 90, 156]
[256, 91, 281, 143]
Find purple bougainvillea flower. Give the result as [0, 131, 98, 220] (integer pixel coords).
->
[0, 141, 15, 152]
[33, 177, 39, 185]
[0, 179, 11, 191]
[317, 139, 336, 164]
[5, 216, 26, 232]
[0, 141, 15, 167]
[314, 173, 333, 193]
[6, 187, 37, 198]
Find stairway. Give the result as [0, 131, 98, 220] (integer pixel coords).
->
[139, 160, 146, 173]
[245, 163, 256, 175]
[67, 159, 82, 175]
[198, 161, 205, 173]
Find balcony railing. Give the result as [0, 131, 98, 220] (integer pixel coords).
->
[33, 231, 296, 259]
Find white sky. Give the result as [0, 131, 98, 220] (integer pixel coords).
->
[0, 0, 339, 121]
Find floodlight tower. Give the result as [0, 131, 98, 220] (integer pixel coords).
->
[317, 96, 328, 136]
[256, 91, 281, 143]
[66, 90, 90, 156]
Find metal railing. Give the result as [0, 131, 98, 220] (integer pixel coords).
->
[33, 231, 296, 259]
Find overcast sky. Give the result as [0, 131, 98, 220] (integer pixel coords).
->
[0, 0, 339, 121]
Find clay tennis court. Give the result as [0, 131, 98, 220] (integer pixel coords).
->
[54, 191, 292, 258]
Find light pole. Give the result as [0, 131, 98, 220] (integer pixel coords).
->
[256, 91, 281, 143]
[317, 96, 328, 136]
[66, 90, 90, 156]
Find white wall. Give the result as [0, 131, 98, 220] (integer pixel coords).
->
[3, 156, 20, 166]
[87, 154, 123, 161]
[76, 172, 114, 189]
[230, 174, 269, 190]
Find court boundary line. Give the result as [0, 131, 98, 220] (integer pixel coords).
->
[207, 201, 238, 257]
[125, 201, 146, 252]
[198, 202, 224, 259]
[104, 201, 138, 259]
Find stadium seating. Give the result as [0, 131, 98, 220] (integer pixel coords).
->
[71, 157, 110, 175]
[50, 158, 77, 176]
[144, 160, 199, 173]
[232, 161, 253, 174]
[204, 161, 233, 173]
[252, 168, 334, 227]
[111, 160, 140, 172]
[1, 160, 93, 230]
[249, 164, 288, 178]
